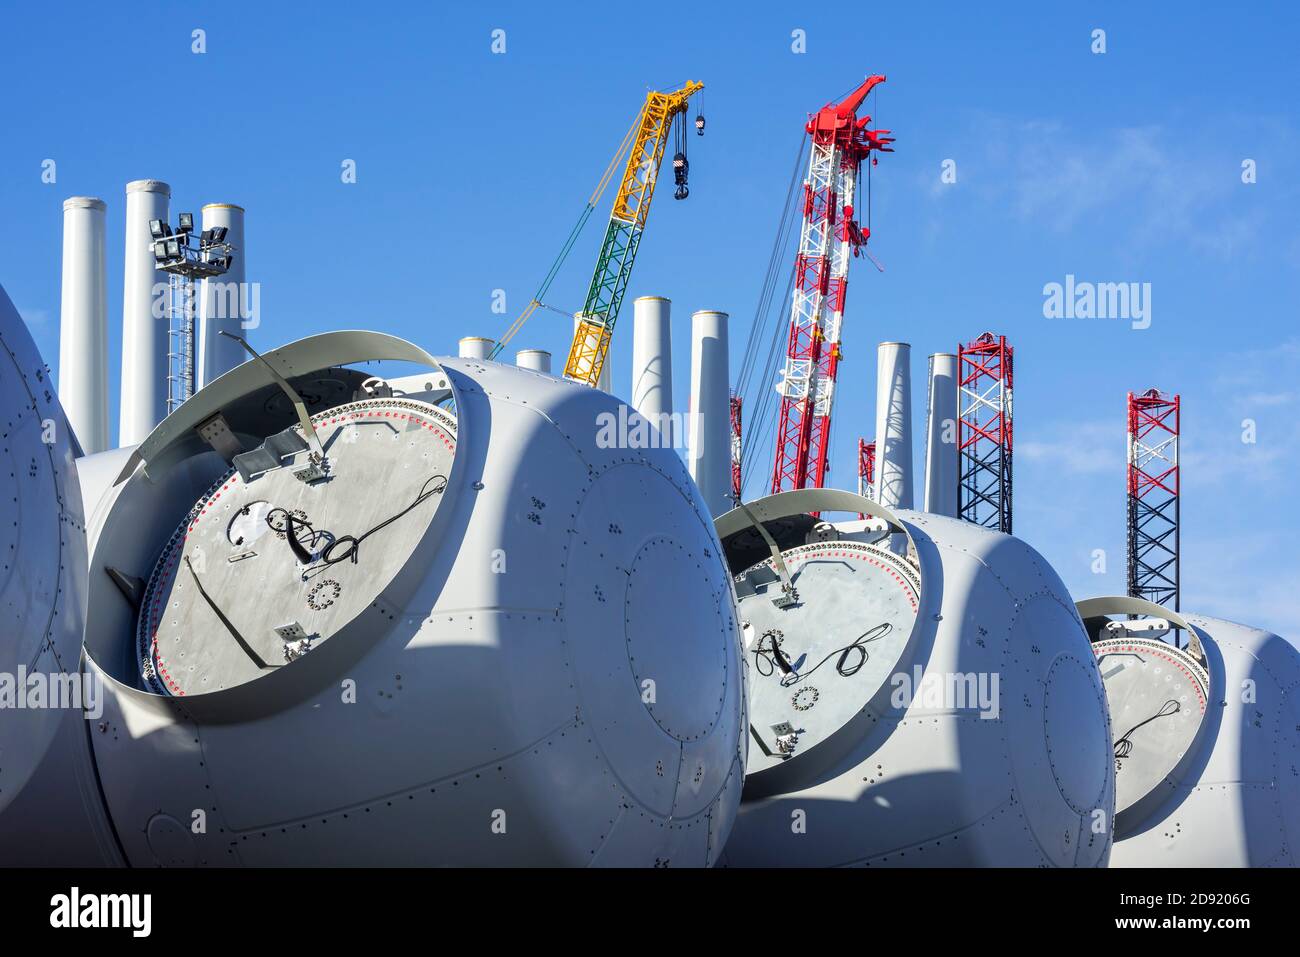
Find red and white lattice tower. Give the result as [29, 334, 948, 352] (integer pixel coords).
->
[856, 437, 876, 519]
[1126, 389, 1180, 610]
[857, 438, 876, 499]
[729, 392, 743, 501]
[958, 332, 1014, 533]
[769, 76, 893, 494]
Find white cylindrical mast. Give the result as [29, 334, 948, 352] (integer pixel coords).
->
[924, 352, 959, 517]
[197, 203, 246, 388]
[688, 310, 731, 517]
[58, 197, 109, 454]
[515, 349, 551, 373]
[873, 342, 914, 510]
[631, 296, 672, 430]
[458, 337, 494, 359]
[118, 179, 170, 446]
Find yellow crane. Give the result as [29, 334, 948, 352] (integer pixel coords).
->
[491, 81, 703, 387]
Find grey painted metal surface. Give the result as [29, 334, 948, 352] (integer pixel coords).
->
[58, 196, 110, 454]
[196, 203, 247, 388]
[631, 296, 672, 427]
[515, 349, 551, 373]
[1080, 597, 1300, 866]
[112, 330, 447, 487]
[923, 352, 957, 517]
[136, 397, 458, 696]
[688, 310, 731, 518]
[719, 490, 1113, 867]
[458, 337, 493, 360]
[9, 330, 745, 866]
[873, 343, 913, 509]
[119, 180, 171, 445]
[0, 285, 121, 865]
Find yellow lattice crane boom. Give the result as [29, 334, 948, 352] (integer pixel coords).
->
[491, 81, 704, 387]
[564, 80, 702, 386]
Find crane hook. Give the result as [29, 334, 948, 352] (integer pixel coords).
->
[672, 151, 690, 200]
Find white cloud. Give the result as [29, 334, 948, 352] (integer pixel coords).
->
[928, 113, 1299, 262]
[1017, 421, 1121, 476]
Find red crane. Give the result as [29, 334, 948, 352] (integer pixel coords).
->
[856, 437, 876, 519]
[857, 438, 876, 499]
[769, 76, 894, 495]
[729, 392, 743, 501]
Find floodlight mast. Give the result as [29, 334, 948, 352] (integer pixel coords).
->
[150, 216, 234, 412]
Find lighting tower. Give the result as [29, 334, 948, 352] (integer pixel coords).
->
[1126, 389, 1180, 610]
[958, 332, 1013, 533]
[769, 75, 894, 494]
[729, 392, 743, 500]
[149, 214, 233, 412]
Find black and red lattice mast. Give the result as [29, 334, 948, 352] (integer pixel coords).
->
[1126, 389, 1180, 610]
[957, 333, 1013, 533]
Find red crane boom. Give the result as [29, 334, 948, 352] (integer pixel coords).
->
[769, 76, 894, 495]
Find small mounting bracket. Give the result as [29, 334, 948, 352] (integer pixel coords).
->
[275, 621, 316, 662]
[195, 412, 244, 464]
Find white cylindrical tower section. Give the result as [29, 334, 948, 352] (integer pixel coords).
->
[688, 310, 731, 518]
[923, 353, 958, 517]
[197, 203, 247, 388]
[458, 337, 494, 360]
[118, 180, 170, 446]
[58, 197, 109, 454]
[631, 296, 672, 429]
[873, 342, 913, 510]
[515, 349, 551, 373]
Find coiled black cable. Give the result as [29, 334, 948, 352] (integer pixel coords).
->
[753, 622, 891, 687]
[266, 474, 447, 567]
[1114, 699, 1181, 758]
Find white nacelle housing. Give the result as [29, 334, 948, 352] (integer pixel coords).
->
[0, 287, 121, 864]
[3, 330, 747, 867]
[1080, 597, 1300, 867]
[718, 490, 1114, 867]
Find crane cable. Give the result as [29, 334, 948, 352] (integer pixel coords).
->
[490, 105, 646, 359]
[735, 83, 884, 496]
[733, 129, 808, 498]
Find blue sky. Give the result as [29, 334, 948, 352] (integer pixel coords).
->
[2, 2, 1297, 638]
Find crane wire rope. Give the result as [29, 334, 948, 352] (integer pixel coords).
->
[733, 128, 808, 499]
[490, 105, 645, 358]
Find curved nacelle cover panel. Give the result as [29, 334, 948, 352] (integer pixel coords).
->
[113, 330, 449, 488]
[0, 285, 118, 865]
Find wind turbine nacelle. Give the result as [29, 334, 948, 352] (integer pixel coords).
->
[2, 330, 747, 867]
[717, 490, 1114, 867]
[1080, 598, 1300, 867]
[0, 286, 120, 863]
